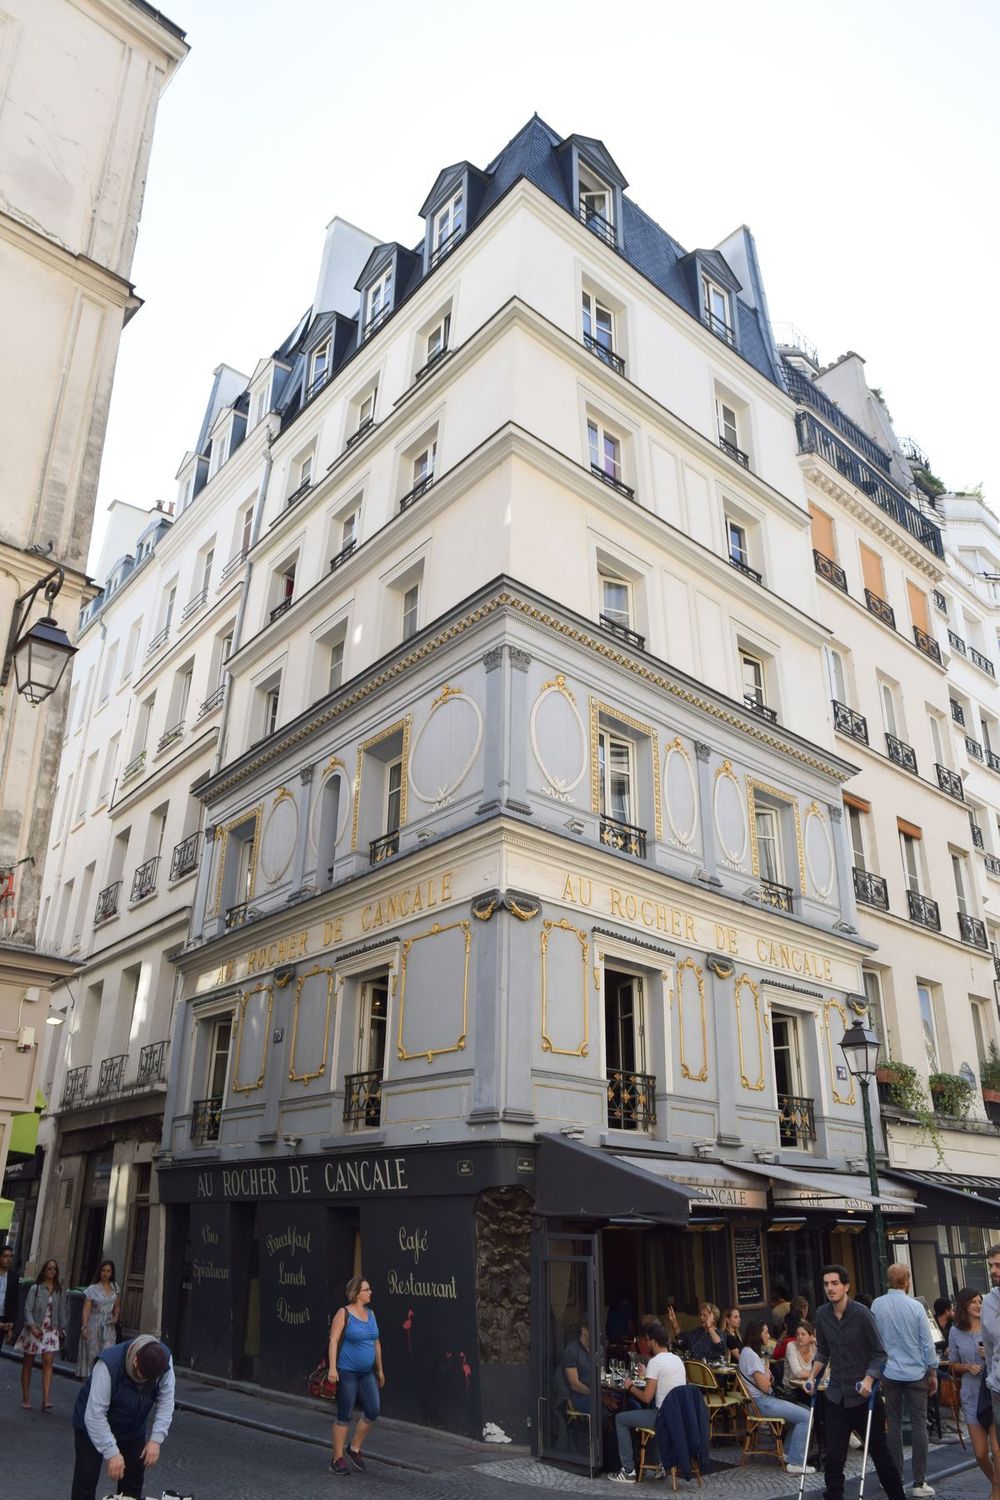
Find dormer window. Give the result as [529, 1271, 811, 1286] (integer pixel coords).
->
[363, 268, 392, 338]
[431, 191, 463, 265]
[579, 164, 615, 247]
[308, 341, 331, 398]
[211, 429, 229, 476]
[702, 275, 734, 346]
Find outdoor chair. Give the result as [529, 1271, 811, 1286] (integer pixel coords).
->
[684, 1359, 743, 1440]
[736, 1372, 786, 1466]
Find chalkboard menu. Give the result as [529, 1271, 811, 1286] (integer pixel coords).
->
[732, 1227, 766, 1306]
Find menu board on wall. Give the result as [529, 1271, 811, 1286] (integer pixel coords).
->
[732, 1227, 766, 1306]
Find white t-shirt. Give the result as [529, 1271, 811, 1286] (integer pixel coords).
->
[645, 1350, 687, 1407]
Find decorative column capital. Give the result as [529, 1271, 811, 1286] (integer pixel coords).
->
[299, 765, 314, 785]
[694, 741, 712, 763]
[483, 646, 505, 673]
[509, 647, 531, 673]
[828, 803, 843, 822]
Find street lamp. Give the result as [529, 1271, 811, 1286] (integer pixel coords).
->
[1, 566, 77, 706]
[841, 1015, 889, 1293]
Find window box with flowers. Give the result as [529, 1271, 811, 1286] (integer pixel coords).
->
[928, 1071, 976, 1119]
[876, 1060, 943, 1160]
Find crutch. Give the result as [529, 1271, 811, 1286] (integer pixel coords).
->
[796, 1388, 819, 1500]
[856, 1379, 880, 1500]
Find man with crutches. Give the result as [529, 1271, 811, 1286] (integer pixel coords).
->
[805, 1264, 907, 1500]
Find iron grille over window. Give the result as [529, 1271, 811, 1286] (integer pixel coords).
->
[853, 868, 889, 910]
[600, 816, 647, 859]
[913, 626, 942, 664]
[606, 1070, 656, 1130]
[778, 1094, 817, 1146]
[62, 1065, 90, 1107]
[369, 832, 399, 865]
[170, 833, 200, 880]
[935, 763, 964, 800]
[94, 881, 122, 924]
[130, 856, 159, 904]
[599, 615, 645, 650]
[958, 912, 988, 949]
[344, 1070, 382, 1128]
[96, 1054, 127, 1095]
[760, 879, 793, 913]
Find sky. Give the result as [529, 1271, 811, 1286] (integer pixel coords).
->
[91, 0, 1000, 569]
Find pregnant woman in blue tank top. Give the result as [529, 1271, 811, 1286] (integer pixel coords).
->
[326, 1274, 385, 1477]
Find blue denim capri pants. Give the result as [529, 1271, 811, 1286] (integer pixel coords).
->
[336, 1367, 381, 1425]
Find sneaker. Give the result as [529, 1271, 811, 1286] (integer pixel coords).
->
[848, 1433, 862, 1449]
[645, 1466, 665, 1480]
[329, 1457, 351, 1476]
[912, 1486, 935, 1497]
[787, 1464, 816, 1476]
[346, 1447, 366, 1472]
[608, 1472, 637, 1485]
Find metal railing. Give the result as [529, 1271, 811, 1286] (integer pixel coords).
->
[219, 547, 248, 584]
[121, 750, 146, 784]
[832, 700, 868, 744]
[948, 629, 967, 655]
[729, 554, 763, 583]
[285, 479, 313, 509]
[913, 626, 942, 664]
[990, 751, 1000, 775]
[399, 474, 434, 511]
[778, 1093, 817, 1146]
[704, 309, 736, 347]
[959, 912, 989, 950]
[795, 411, 944, 558]
[971, 822, 985, 850]
[886, 733, 918, 773]
[305, 365, 331, 401]
[853, 867, 889, 911]
[971, 647, 996, 679]
[907, 889, 940, 930]
[783, 364, 893, 474]
[606, 1069, 657, 1131]
[600, 816, 647, 859]
[156, 721, 184, 754]
[345, 415, 375, 449]
[933, 589, 948, 614]
[145, 626, 169, 657]
[966, 736, 985, 761]
[950, 699, 966, 726]
[330, 539, 357, 572]
[94, 881, 122, 924]
[96, 1054, 127, 1095]
[130, 856, 159, 904]
[986, 853, 1000, 878]
[362, 303, 391, 339]
[935, 763, 964, 800]
[344, 1070, 383, 1128]
[137, 1039, 169, 1086]
[197, 684, 226, 720]
[579, 198, 616, 247]
[191, 1096, 223, 1146]
[590, 463, 635, 499]
[744, 689, 778, 724]
[719, 436, 750, 469]
[599, 614, 645, 650]
[864, 588, 896, 629]
[900, 435, 929, 467]
[170, 832, 200, 881]
[269, 596, 293, 622]
[415, 347, 449, 381]
[813, 549, 848, 592]
[180, 587, 209, 622]
[62, 1065, 90, 1108]
[760, 879, 794, 913]
[429, 224, 462, 267]
[369, 831, 399, 865]
[582, 333, 625, 375]
[225, 901, 260, 930]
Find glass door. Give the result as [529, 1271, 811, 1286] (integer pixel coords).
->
[535, 1228, 602, 1473]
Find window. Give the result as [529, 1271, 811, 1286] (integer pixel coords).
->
[364, 267, 392, 335]
[984, 717, 997, 758]
[270, 559, 296, 620]
[211, 430, 228, 475]
[972, 1000, 991, 1071]
[122, 619, 142, 682]
[771, 1014, 809, 1148]
[900, 831, 921, 894]
[809, 505, 837, 560]
[929, 713, 947, 766]
[727, 518, 750, 569]
[162, 584, 177, 635]
[99, 641, 119, 705]
[425, 314, 450, 366]
[862, 970, 887, 1044]
[401, 584, 419, 641]
[341, 511, 358, 552]
[827, 647, 848, 703]
[328, 635, 345, 693]
[200, 546, 215, 597]
[702, 276, 733, 343]
[355, 976, 389, 1113]
[953, 853, 970, 916]
[98, 734, 120, 804]
[262, 683, 280, 738]
[309, 341, 330, 393]
[741, 651, 767, 713]
[357, 389, 376, 430]
[754, 807, 783, 885]
[717, 398, 739, 452]
[412, 443, 435, 487]
[859, 543, 887, 602]
[240, 506, 253, 558]
[582, 291, 615, 360]
[847, 805, 867, 872]
[598, 730, 634, 827]
[207, 1016, 233, 1102]
[433, 190, 463, 254]
[907, 581, 930, 636]
[385, 760, 403, 836]
[579, 163, 614, 240]
[880, 681, 899, 738]
[600, 575, 632, 629]
[250, 386, 268, 428]
[133, 694, 155, 756]
[916, 983, 939, 1071]
[604, 970, 648, 1130]
[77, 753, 97, 820]
[588, 419, 622, 483]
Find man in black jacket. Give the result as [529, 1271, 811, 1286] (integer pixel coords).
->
[0, 1244, 18, 1342]
[805, 1264, 906, 1500]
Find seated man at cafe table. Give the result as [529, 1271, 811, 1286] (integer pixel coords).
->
[553, 1320, 596, 1415]
[608, 1321, 686, 1484]
[667, 1302, 728, 1363]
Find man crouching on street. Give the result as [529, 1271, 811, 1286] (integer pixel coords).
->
[71, 1332, 174, 1500]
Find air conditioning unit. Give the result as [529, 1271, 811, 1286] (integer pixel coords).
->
[16, 1025, 35, 1052]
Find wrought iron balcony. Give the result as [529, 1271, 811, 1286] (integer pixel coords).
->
[429, 224, 462, 267]
[729, 553, 762, 583]
[362, 304, 391, 339]
[971, 646, 996, 679]
[832, 700, 868, 745]
[219, 547, 248, 584]
[145, 625, 169, 657]
[130, 856, 159, 904]
[170, 832, 200, 881]
[305, 365, 331, 401]
[990, 751, 1000, 775]
[760, 879, 794, 913]
[137, 1039, 169, 1087]
[285, 479, 313, 509]
[330, 539, 357, 572]
[345, 415, 375, 449]
[156, 721, 184, 754]
[599, 614, 645, 650]
[94, 880, 122, 924]
[853, 867, 889, 911]
[369, 831, 399, 865]
[795, 411, 944, 559]
[950, 698, 966, 726]
[948, 629, 967, 655]
[971, 822, 985, 850]
[197, 684, 226, 720]
[935, 763, 964, 800]
[743, 689, 778, 724]
[959, 912, 989, 950]
[864, 588, 896, 630]
[399, 474, 434, 511]
[907, 889, 941, 930]
[886, 733, 918, 773]
[225, 901, 260, 930]
[579, 198, 616, 247]
[719, 435, 750, 469]
[415, 346, 449, 380]
[966, 736, 985, 762]
[986, 853, 1000, 878]
[704, 310, 736, 347]
[913, 626, 942, 664]
[62, 1065, 90, 1108]
[121, 750, 146, 784]
[600, 816, 647, 859]
[344, 1069, 383, 1128]
[783, 364, 893, 474]
[778, 1093, 817, 1147]
[606, 1069, 657, 1131]
[813, 549, 848, 592]
[590, 463, 635, 499]
[96, 1054, 127, 1095]
[269, 596, 293, 622]
[582, 332, 625, 375]
[191, 1096, 223, 1146]
[994, 954, 1000, 980]
[180, 587, 209, 623]
[933, 589, 948, 614]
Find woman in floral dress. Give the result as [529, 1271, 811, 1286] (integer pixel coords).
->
[77, 1259, 121, 1376]
[16, 1258, 67, 1410]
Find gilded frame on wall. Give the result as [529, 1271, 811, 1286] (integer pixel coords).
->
[823, 997, 857, 1106]
[351, 717, 412, 851]
[396, 919, 471, 1063]
[734, 972, 767, 1091]
[210, 804, 263, 917]
[540, 918, 590, 1057]
[231, 983, 273, 1094]
[588, 698, 663, 842]
[673, 956, 709, 1082]
[288, 965, 337, 1085]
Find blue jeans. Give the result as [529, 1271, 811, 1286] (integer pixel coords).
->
[615, 1404, 657, 1472]
[336, 1366, 380, 1425]
[754, 1393, 810, 1466]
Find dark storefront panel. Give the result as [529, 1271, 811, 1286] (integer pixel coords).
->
[256, 1200, 356, 1391]
[190, 1202, 245, 1377]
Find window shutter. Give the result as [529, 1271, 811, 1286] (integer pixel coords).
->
[906, 581, 930, 634]
[809, 505, 835, 557]
[859, 544, 885, 597]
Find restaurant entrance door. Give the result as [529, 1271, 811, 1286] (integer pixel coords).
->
[536, 1228, 602, 1474]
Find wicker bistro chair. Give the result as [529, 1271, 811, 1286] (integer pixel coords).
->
[684, 1360, 744, 1440]
[634, 1423, 705, 1489]
[736, 1371, 786, 1466]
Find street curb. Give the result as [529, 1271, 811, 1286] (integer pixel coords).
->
[172, 1396, 429, 1472]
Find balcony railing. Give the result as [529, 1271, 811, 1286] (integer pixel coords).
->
[783, 364, 893, 474]
[305, 365, 331, 401]
[935, 763, 964, 800]
[191, 1096, 222, 1146]
[744, 689, 778, 724]
[590, 463, 635, 500]
[933, 589, 948, 614]
[96, 1053, 127, 1095]
[971, 647, 996, 679]
[864, 588, 896, 630]
[121, 750, 146, 784]
[197, 684, 226, 720]
[145, 625, 169, 657]
[599, 614, 645, 650]
[959, 912, 989, 950]
[966, 736, 985, 762]
[370, 831, 399, 865]
[600, 816, 647, 859]
[170, 832, 200, 881]
[950, 698, 966, 726]
[606, 1069, 657, 1131]
[994, 953, 1000, 980]
[180, 587, 209, 623]
[399, 474, 434, 511]
[907, 889, 941, 931]
[94, 880, 122, 924]
[795, 411, 944, 558]
[813, 549, 848, 592]
[853, 867, 889, 911]
[285, 479, 313, 510]
[269, 596, 293, 622]
[582, 332, 625, 375]
[137, 1039, 169, 1087]
[886, 733, 918, 773]
[948, 629, 967, 655]
[345, 415, 375, 449]
[719, 435, 750, 469]
[778, 1093, 817, 1147]
[225, 901, 261, 931]
[704, 309, 736, 347]
[62, 1065, 90, 1108]
[760, 879, 794, 913]
[344, 1070, 383, 1128]
[579, 198, 616, 247]
[219, 547, 248, 584]
[832, 700, 868, 745]
[990, 751, 1000, 775]
[729, 553, 763, 583]
[130, 856, 159, 904]
[971, 822, 985, 850]
[362, 304, 391, 339]
[429, 224, 462, 267]
[156, 721, 184, 754]
[913, 626, 942, 664]
[986, 853, 1000, 878]
[330, 539, 357, 572]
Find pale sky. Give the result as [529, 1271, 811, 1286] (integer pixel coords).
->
[92, 0, 1000, 568]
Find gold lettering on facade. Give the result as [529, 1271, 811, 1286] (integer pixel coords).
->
[362, 873, 454, 932]
[247, 929, 310, 975]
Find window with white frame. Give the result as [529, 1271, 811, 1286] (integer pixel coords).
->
[403, 442, 436, 506]
[432, 190, 463, 254]
[578, 163, 614, 238]
[351, 975, 389, 1122]
[385, 760, 403, 836]
[211, 429, 228, 475]
[827, 647, 848, 704]
[98, 734, 120, 804]
[880, 680, 900, 738]
[972, 998, 992, 1072]
[582, 290, 615, 362]
[600, 574, 632, 631]
[424, 313, 450, 368]
[133, 694, 155, 757]
[953, 852, 971, 916]
[341, 509, 358, 552]
[328, 635, 345, 694]
[288, 452, 313, 503]
[929, 712, 948, 767]
[401, 583, 420, 641]
[250, 384, 269, 428]
[598, 729, 634, 827]
[240, 505, 254, 559]
[862, 969, 887, 1044]
[99, 641, 119, 705]
[741, 650, 768, 713]
[727, 518, 751, 570]
[900, 830, 922, 893]
[587, 419, 623, 484]
[309, 341, 330, 394]
[260, 680, 281, 739]
[847, 805, 868, 872]
[204, 1013, 234, 1120]
[364, 267, 392, 335]
[754, 806, 783, 886]
[916, 982, 939, 1071]
[269, 557, 297, 620]
[356, 388, 376, 433]
[702, 275, 734, 343]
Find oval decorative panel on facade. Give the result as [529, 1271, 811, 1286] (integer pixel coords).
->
[408, 686, 483, 809]
[259, 789, 299, 885]
[804, 803, 835, 900]
[530, 675, 587, 802]
[713, 762, 748, 867]
[664, 738, 698, 848]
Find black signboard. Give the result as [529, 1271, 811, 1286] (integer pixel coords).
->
[189, 1203, 235, 1375]
[732, 1226, 766, 1306]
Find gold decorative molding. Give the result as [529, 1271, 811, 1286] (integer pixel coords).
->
[734, 973, 766, 1091]
[715, 759, 734, 780]
[350, 716, 411, 851]
[323, 755, 346, 776]
[210, 805, 263, 917]
[231, 983, 272, 1093]
[541, 672, 577, 703]
[431, 683, 464, 709]
[288, 965, 336, 1085]
[397, 920, 470, 1062]
[674, 956, 708, 1082]
[273, 787, 293, 804]
[746, 777, 805, 891]
[540, 918, 590, 1057]
[588, 698, 662, 842]
[824, 997, 857, 1106]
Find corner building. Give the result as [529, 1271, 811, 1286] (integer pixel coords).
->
[158, 119, 909, 1458]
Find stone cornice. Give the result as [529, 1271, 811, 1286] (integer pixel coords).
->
[799, 457, 943, 581]
[0, 209, 138, 309]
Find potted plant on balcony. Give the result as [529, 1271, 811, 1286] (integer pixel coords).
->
[928, 1071, 976, 1119]
[876, 1060, 943, 1162]
[980, 1042, 1000, 1122]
